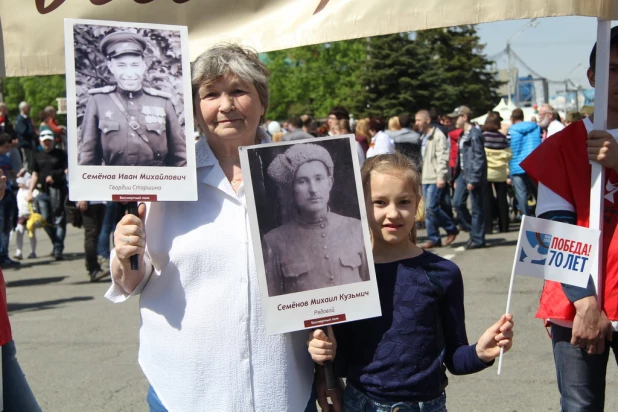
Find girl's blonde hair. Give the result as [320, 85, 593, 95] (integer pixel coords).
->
[355, 118, 372, 146]
[361, 153, 422, 243]
[388, 116, 401, 131]
[271, 131, 284, 142]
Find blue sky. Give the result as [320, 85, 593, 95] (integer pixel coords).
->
[476, 16, 605, 94]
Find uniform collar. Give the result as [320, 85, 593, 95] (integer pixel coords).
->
[294, 211, 330, 228]
[117, 88, 144, 99]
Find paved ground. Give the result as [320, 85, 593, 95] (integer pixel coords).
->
[5, 223, 618, 411]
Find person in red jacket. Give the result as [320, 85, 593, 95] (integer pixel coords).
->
[448, 127, 462, 184]
[42, 106, 66, 148]
[521, 29, 618, 411]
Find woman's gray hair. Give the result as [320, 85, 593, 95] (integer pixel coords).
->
[192, 43, 270, 124]
[44, 105, 56, 114]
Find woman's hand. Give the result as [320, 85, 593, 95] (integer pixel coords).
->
[476, 314, 514, 363]
[114, 203, 147, 265]
[111, 203, 148, 294]
[307, 326, 337, 365]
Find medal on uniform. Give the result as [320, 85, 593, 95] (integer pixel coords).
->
[153, 106, 164, 123]
[142, 106, 152, 117]
[142, 106, 153, 124]
[105, 110, 113, 119]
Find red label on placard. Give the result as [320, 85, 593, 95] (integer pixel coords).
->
[304, 314, 346, 328]
[112, 194, 158, 201]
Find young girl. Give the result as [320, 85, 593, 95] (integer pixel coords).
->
[308, 153, 514, 411]
[13, 174, 39, 260]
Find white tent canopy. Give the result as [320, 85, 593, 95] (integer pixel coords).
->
[472, 98, 517, 125]
[471, 98, 541, 126]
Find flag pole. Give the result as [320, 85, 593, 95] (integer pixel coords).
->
[497, 217, 525, 375]
[590, 19, 610, 304]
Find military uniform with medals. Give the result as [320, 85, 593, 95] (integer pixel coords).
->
[80, 85, 187, 166]
[262, 143, 370, 297]
[79, 31, 187, 167]
[263, 212, 369, 296]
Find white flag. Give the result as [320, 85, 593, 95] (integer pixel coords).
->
[512, 216, 601, 288]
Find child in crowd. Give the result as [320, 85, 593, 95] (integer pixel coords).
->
[308, 153, 514, 411]
[13, 174, 39, 260]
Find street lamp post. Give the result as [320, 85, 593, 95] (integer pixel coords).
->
[564, 63, 583, 113]
[506, 18, 539, 105]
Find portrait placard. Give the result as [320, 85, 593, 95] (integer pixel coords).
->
[240, 135, 381, 335]
[64, 19, 197, 201]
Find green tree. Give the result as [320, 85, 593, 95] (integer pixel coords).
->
[2, 75, 67, 124]
[265, 39, 366, 120]
[353, 33, 441, 118]
[265, 26, 501, 121]
[415, 25, 501, 117]
[355, 27, 501, 119]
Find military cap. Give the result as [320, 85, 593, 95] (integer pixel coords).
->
[267, 143, 334, 187]
[100, 31, 147, 59]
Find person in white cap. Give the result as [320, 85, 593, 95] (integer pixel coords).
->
[26, 130, 67, 261]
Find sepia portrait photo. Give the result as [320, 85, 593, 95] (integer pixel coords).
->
[70, 21, 188, 168]
[245, 137, 372, 297]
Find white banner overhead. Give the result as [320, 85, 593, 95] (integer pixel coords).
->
[1, 0, 617, 76]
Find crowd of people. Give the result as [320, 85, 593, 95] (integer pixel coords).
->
[263, 102, 586, 251]
[0, 31, 614, 411]
[0, 100, 122, 283]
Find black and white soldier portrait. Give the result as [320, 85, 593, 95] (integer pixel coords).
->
[74, 25, 187, 167]
[247, 139, 370, 297]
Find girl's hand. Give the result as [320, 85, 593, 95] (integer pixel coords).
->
[307, 326, 337, 365]
[476, 314, 514, 363]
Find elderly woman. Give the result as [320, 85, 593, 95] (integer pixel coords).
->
[263, 143, 369, 296]
[106, 44, 315, 411]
